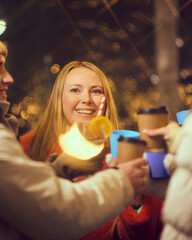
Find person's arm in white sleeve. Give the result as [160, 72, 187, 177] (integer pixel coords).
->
[143, 121, 181, 175]
[0, 124, 139, 240]
[161, 114, 192, 239]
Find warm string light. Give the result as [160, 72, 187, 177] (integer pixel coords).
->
[97, 95, 106, 117]
[0, 20, 6, 35]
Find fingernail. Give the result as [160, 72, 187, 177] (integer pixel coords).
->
[143, 152, 147, 159]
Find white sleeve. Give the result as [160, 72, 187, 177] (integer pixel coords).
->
[162, 114, 192, 238]
[0, 124, 133, 240]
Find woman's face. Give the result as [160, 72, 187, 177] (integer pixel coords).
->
[62, 66, 104, 125]
[0, 54, 14, 101]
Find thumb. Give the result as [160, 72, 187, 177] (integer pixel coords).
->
[131, 157, 148, 167]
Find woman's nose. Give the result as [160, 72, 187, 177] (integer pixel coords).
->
[82, 92, 93, 104]
[2, 70, 14, 85]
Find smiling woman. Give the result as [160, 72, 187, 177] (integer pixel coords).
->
[20, 60, 118, 162]
[0, 42, 14, 101]
[0, 40, 18, 137]
[20, 60, 163, 240]
[62, 66, 104, 125]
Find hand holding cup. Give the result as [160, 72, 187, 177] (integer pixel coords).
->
[137, 106, 169, 151]
[118, 158, 149, 196]
[117, 136, 148, 202]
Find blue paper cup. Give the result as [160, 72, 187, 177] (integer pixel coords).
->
[176, 110, 191, 125]
[110, 130, 140, 158]
[145, 152, 169, 178]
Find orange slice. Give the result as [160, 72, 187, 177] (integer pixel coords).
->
[88, 116, 113, 139]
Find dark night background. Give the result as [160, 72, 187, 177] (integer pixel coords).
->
[0, 0, 192, 134]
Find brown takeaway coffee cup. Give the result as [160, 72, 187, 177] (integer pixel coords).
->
[117, 136, 147, 164]
[137, 106, 169, 151]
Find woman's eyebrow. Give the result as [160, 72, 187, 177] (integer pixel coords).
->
[90, 85, 103, 88]
[68, 84, 82, 87]
[68, 84, 103, 88]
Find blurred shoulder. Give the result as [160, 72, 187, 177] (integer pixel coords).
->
[182, 112, 192, 133]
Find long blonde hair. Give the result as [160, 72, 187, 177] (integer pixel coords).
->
[28, 61, 119, 161]
[0, 41, 8, 58]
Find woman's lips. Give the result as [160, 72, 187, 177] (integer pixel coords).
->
[0, 91, 7, 101]
[75, 109, 95, 114]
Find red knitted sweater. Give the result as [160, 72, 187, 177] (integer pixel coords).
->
[20, 131, 164, 240]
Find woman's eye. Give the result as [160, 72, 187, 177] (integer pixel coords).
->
[92, 89, 102, 94]
[70, 88, 80, 93]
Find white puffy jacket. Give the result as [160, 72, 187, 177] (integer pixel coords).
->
[0, 124, 134, 240]
[161, 113, 192, 239]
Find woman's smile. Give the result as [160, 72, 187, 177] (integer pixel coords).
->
[62, 66, 103, 125]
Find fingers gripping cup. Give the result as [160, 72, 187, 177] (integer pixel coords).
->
[137, 106, 169, 151]
[110, 130, 140, 158]
[117, 136, 147, 164]
[117, 137, 147, 205]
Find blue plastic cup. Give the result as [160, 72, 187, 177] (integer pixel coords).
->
[144, 152, 169, 178]
[176, 110, 191, 125]
[110, 130, 140, 158]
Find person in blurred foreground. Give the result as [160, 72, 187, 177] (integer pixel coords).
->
[144, 114, 192, 240]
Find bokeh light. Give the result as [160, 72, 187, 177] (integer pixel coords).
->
[0, 20, 6, 35]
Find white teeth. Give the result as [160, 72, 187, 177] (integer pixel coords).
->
[76, 110, 94, 114]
